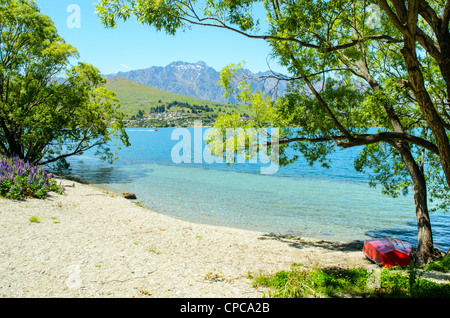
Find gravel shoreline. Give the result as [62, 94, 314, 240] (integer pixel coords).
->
[0, 178, 371, 298]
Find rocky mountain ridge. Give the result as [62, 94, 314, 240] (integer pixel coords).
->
[104, 61, 287, 103]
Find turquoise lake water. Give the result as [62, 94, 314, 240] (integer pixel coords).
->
[66, 128, 450, 250]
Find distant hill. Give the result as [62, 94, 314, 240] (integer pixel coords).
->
[105, 77, 252, 125]
[104, 61, 287, 103]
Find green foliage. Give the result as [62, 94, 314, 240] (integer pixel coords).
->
[0, 155, 64, 200]
[96, 0, 259, 35]
[254, 265, 450, 298]
[216, 63, 371, 168]
[424, 255, 450, 273]
[28, 216, 40, 223]
[253, 266, 372, 298]
[0, 0, 129, 167]
[380, 267, 450, 298]
[354, 141, 412, 198]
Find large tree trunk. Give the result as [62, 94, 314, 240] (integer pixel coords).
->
[394, 142, 434, 263]
[362, 69, 435, 263]
[413, 176, 434, 264]
[379, 0, 450, 190]
[401, 43, 450, 189]
[376, 0, 450, 263]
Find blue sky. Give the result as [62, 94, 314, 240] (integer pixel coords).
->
[34, 0, 283, 75]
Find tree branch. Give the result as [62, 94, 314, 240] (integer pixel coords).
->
[418, 0, 440, 30]
[272, 132, 438, 155]
[285, 47, 354, 141]
[443, 0, 450, 28]
[38, 140, 102, 166]
[378, 0, 409, 34]
[406, 0, 420, 36]
[181, 15, 402, 53]
[336, 132, 439, 154]
[277, 135, 347, 146]
[181, 16, 323, 49]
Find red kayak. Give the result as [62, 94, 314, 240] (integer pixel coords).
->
[363, 238, 413, 267]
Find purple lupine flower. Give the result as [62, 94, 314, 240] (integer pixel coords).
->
[1, 155, 63, 199]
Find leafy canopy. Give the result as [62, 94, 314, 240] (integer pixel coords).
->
[0, 0, 129, 168]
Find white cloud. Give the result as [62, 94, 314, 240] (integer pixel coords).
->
[120, 64, 131, 70]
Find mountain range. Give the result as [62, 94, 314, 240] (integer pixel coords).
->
[104, 61, 287, 103]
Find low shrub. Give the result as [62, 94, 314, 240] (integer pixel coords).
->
[253, 264, 450, 298]
[424, 255, 450, 273]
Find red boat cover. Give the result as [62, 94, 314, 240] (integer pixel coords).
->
[363, 238, 412, 267]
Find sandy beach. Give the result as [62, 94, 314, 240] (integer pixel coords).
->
[0, 178, 372, 298]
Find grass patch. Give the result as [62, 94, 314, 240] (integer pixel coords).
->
[148, 246, 161, 254]
[424, 255, 450, 273]
[253, 266, 372, 298]
[253, 263, 450, 298]
[29, 216, 40, 223]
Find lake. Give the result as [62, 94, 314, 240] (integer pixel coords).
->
[66, 128, 450, 250]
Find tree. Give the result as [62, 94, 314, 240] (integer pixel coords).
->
[0, 0, 129, 168]
[96, 0, 450, 263]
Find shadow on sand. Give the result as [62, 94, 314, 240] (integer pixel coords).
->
[258, 233, 364, 252]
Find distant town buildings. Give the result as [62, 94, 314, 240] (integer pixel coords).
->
[124, 102, 251, 127]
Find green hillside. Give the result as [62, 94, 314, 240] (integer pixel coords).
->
[105, 77, 252, 127]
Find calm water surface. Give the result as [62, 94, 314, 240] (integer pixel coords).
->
[66, 128, 450, 250]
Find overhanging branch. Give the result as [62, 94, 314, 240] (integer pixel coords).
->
[181, 13, 402, 53]
[272, 132, 439, 155]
